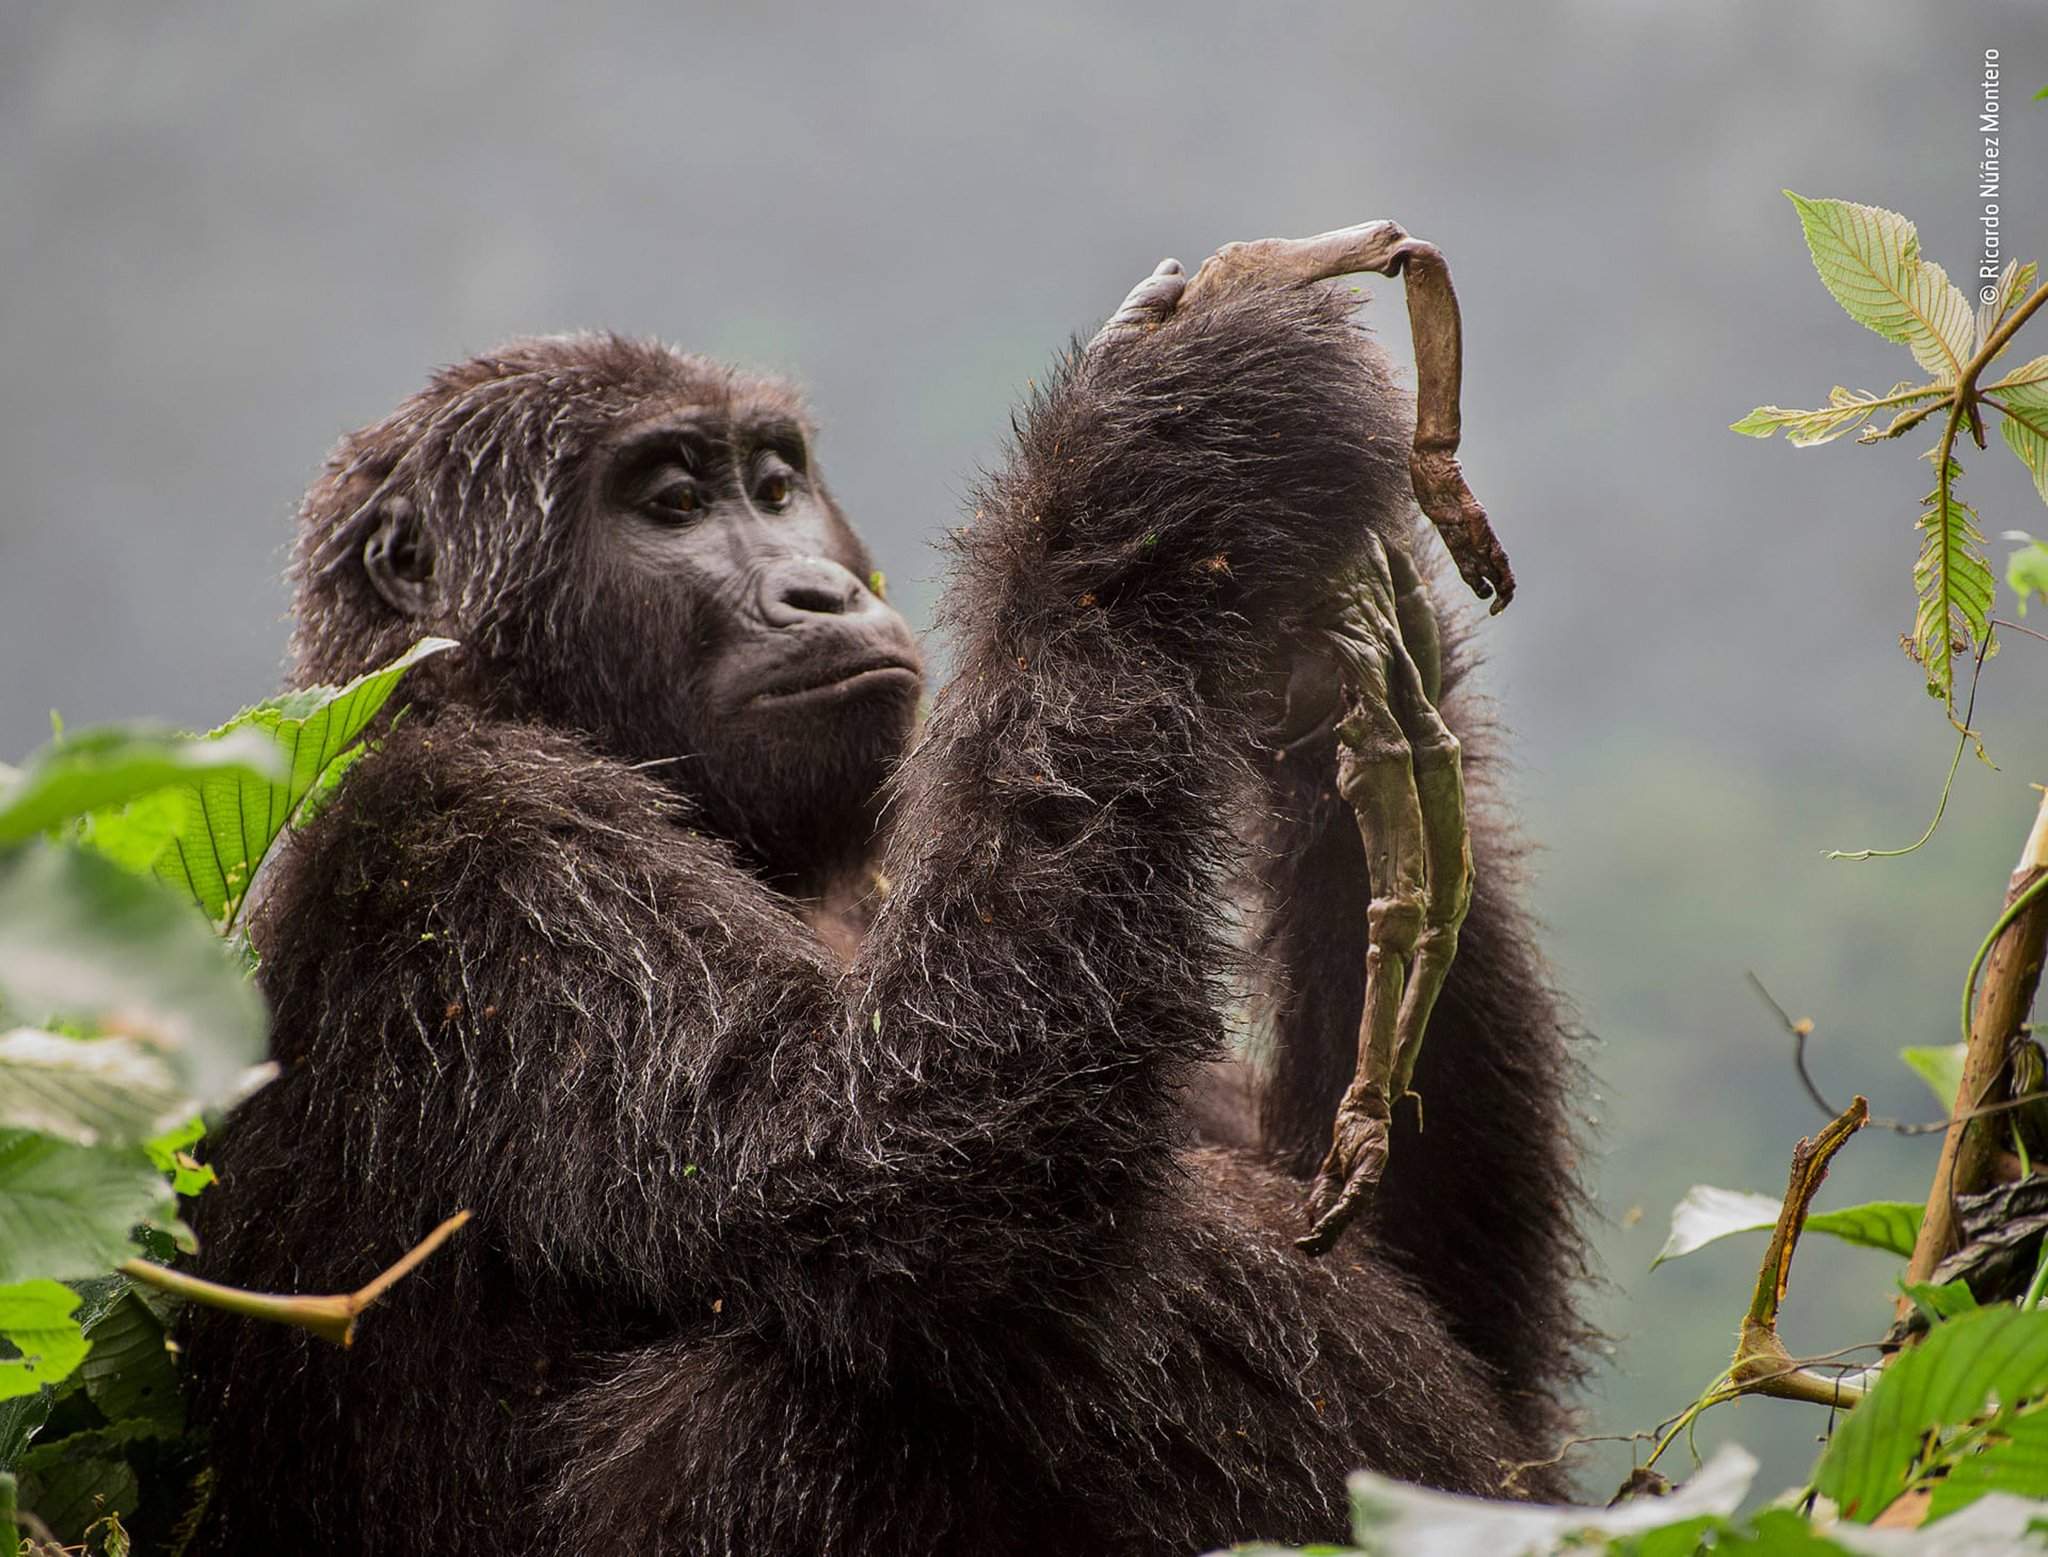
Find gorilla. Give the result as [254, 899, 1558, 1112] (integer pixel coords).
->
[182, 237, 1587, 1556]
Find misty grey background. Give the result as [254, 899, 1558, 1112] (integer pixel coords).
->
[5, 0, 2046, 1511]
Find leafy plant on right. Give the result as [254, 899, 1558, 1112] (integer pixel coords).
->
[1735, 192, 2048, 722]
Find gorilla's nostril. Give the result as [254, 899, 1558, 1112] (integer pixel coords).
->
[781, 581, 853, 616]
[762, 559, 867, 624]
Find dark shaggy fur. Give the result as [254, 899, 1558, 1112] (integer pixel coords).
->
[183, 289, 1588, 1556]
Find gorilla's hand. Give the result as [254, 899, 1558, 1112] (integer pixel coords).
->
[1098, 223, 1514, 612]
[1087, 257, 1188, 353]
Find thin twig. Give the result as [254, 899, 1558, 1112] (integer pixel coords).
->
[1826, 627, 1992, 861]
[121, 1209, 470, 1347]
[1747, 970, 2048, 1134]
[1991, 615, 2048, 646]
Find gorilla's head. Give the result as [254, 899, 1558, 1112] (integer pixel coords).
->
[292, 334, 923, 889]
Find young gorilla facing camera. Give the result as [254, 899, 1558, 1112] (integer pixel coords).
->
[182, 229, 1589, 1555]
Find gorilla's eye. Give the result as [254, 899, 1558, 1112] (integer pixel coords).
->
[751, 453, 799, 512]
[647, 480, 702, 519]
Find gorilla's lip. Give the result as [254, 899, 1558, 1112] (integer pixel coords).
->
[747, 658, 922, 706]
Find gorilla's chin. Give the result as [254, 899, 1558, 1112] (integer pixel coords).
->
[688, 676, 921, 890]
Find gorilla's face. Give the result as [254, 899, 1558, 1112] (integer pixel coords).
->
[572, 402, 924, 882]
[328, 344, 923, 893]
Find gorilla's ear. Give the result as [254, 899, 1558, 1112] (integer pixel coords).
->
[359, 494, 436, 618]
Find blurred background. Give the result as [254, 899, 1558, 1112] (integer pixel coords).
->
[3, 0, 2045, 1506]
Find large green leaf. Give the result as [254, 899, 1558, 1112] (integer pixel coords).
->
[1653, 1186, 1781, 1267]
[76, 1292, 178, 1429]
[1912, 453, 1994, 711]
[1815, 1305, 2048, 1521]
[1806, 1201, 1922, 1258]
[1343, 1444, 1754, 1554]
[1927, 1406, 2048, 1521]
[1786, 193, 1978, 383]
[0, 1132, 173, 1287]
[0, 1281, 87, 1402]
[0, 728, 280, 849]
[1653, 1187, 1920, 1267]
[0, 843, 265, 1105]
[0, 1030, 188, 1150]
[88, 636, 454, 931]
[16, 1443, 137, 1546]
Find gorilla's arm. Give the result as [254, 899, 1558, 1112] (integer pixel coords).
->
[816, 285, 1417, 1300]
[213, 287, 1413, 1374]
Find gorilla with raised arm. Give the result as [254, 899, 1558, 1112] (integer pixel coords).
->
[183, 244, 1588, 1557]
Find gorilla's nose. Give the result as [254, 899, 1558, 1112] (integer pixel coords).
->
[759, 558, 870, 626]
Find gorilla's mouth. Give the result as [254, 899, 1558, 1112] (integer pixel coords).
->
[747, 657, 922, 706]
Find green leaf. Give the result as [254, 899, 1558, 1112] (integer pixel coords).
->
[1988, 356, 2048, 396]
[1609, 1514, 1731, 1555]
[1903, 1042, 1969, 1110]
[1992, 372, 2048, 509]
[1694, 1507, 1846, 1553]
[17, 1446, 136, 1545]
[0, 1030, 188, 1150]
[1807, 1200, 1921, 1257]
[0, 1390, 51, 1468]
[0, 1281, 87, 1401]
[0, 1132, 172, 1286]
[76, 1293, 178, 1429]
[1902, 1277, 1979, 1322]
[1785, 193, 1979, 382]
[0, 1470, 15, 1556]
[1815, 1305, 2048, 1521]
[1978, 260, 2039, 345]
[0, 728, 280, 849]
[89, 636, 454, 932]
[1654, 1187, 1920, 1267]
[1928, 1406, 2048, 1521]
[92, 1510, 133, 1557]
[1733, 384, 1946, 447]
[0, 843, 266, 1107]
[1912, 452, 1993, 711]
[2009, 537, 2048, 616]
[1652, 1186, 1781, 1267]
[141, 1117, 214, 1197]
[1345, 1444, 1755, 1553]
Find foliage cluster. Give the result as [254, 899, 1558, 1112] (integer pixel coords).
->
[0, 641, 449, 1552]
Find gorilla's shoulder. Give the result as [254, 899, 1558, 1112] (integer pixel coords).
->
[331, 707, 686, 845]
[253, 707, 741, 947]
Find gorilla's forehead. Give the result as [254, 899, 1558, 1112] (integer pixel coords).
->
[605, 394, 813, 461]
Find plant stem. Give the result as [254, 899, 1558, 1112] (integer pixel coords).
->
[1976, 284, 2048, 382]
[119, 1208, 470, 1347]
[1901, 792, 2048, 1300]
[2024, 1242, 2048, 1311]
